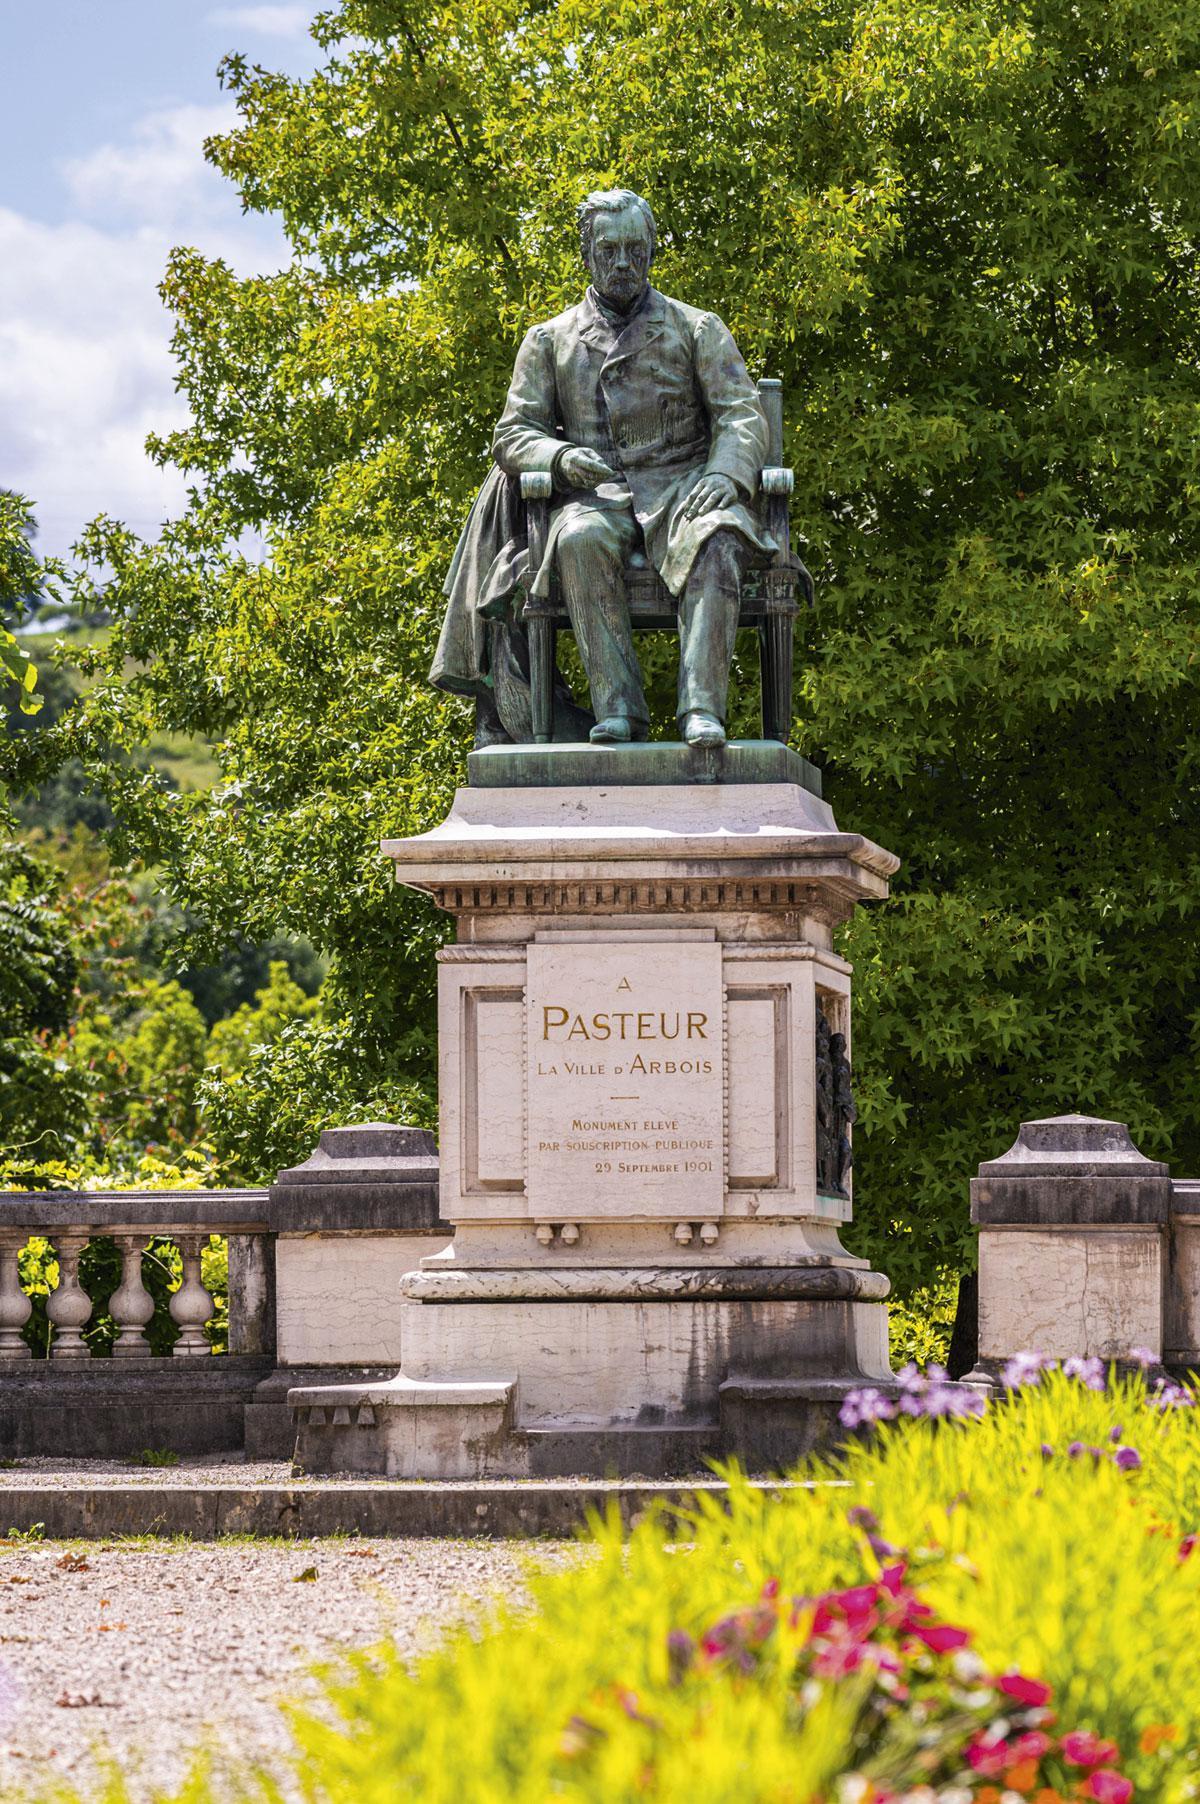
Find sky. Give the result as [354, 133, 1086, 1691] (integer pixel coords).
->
[0, 2, 324, 559]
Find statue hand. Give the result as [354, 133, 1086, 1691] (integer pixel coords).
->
[681, 472, 736, 521]
[560, 447, 617, 489]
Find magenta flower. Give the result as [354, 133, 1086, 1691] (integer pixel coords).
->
[1061, 1730, 1121, 1767]
[997, 1670, 1053, 1706]
[1084, 1771, 1133, 1804]
[1114, 1446, 1142, 1471]
[910, 1622, 971, 1654]
[966, 1734, 1009, 1776]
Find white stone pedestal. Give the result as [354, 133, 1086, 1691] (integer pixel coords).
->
[291, 745, 900, 1476]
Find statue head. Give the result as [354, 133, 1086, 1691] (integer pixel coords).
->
[577, 189, 656, 311]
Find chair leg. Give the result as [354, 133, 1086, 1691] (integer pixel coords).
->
[760, 615, 793, 745]
[528, 616, 554, 745]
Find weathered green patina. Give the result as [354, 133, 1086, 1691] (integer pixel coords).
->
[431, 189, 785, 753]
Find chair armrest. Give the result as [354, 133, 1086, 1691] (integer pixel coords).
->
[759, 467, 794, 569]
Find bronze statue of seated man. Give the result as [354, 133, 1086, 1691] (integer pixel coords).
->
[434, 187, 776, 750]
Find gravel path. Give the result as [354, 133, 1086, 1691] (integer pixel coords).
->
[0, 1535, 570, 1801]
[0, 1456, 724, 1488]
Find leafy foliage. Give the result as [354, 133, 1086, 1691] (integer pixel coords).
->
[0, 493, 43, 719]
[7, 1, 1200, 1281]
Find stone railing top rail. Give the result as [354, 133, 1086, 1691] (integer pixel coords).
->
[0, 1189, 269, 1233]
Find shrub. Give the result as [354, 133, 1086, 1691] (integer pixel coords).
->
[27, 1366, 1200, 1802]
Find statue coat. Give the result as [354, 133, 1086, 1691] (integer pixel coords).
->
[492, 285, 774, 599]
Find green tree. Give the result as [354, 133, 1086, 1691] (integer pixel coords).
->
[206, 957, 320, 1077]
[11, 0, 1200, 1287]
[0, 492, 43, 722]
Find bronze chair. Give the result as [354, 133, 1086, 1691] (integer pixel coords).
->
[517, 377, 812, 745]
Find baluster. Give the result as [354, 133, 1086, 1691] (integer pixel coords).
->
[0, 1233, 31, 1359]
[47, 1234, 93, 1360]
[110, 1235, 154, 1358]
[169, 1234, 214, 1357]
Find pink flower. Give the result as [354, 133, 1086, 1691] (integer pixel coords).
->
[1061, 1730, 1121, 1767]
[1084, 1771, 1133, 1804]
[1012, 1730, 1053, 1761]
[1180, 1533, 1197, 1561]
[911, 1622, 971, 1653]
[998, 1671, 1053, 1706]
[966, 1734, 1009, 1776]
[878, 1562, 907, 1597]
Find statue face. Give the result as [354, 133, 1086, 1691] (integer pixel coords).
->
[586, 207, 652, 310]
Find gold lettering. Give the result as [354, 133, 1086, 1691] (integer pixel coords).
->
[637, 1011, 654, 1038]
[687, 1011, 708, 1039]
[543, 1006, 568, 1039]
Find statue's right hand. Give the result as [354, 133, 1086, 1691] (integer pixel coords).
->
[559, 447, 617, 489]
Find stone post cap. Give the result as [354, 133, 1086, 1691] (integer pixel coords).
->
[977, 1114, 1169, 1181]
[971, 1114, 1169, 1227]
[269, 1123, 446, 1235]
[273, 1124, 438, 1185]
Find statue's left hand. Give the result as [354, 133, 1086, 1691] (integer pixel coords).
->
[681, 473, 736, 521]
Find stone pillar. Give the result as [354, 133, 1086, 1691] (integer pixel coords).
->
[110, 1235, 155, 1358]
[971, 1113, 1170, 1376]
[169, 1235, 215, 1357]
[290, 741, 900, 1477]
[0, 1234, 31, 1360]
[47, 1234, 92, 1360]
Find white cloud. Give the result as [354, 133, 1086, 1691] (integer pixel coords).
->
[206, 5, 312, 36]
[0, 105, 289, 560]
[62, 103, 246, 234]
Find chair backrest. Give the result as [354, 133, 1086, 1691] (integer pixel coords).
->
[758, 378, 784, 467]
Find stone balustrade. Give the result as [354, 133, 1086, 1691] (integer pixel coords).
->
[0, 1125, 448, 1458]
[0, 1191, 271, 1363]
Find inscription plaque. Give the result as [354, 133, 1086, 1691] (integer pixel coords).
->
[525, 941, 725, 1219]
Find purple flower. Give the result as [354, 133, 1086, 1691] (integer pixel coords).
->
[1129, 1346, 1156, 1369]
[1002, 1350, 1047, 1389]
[839, 1388, 898, 1430]
[895, 1363, 925, 1394]
[1067, 1441, 1086, 1459]
[1107, 1424, 1123, 1443]
[1040, 1442, 1055, 1460]
[1114, 1446, 1142, 1471]
[846, 1505, 878, 1531]
[1063, 1356, 1106, 1391]
[1150, 1383, 1196, 1410]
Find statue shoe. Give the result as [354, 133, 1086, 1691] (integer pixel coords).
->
[682, 710, 726, 747]
[590, 716, 633, 744]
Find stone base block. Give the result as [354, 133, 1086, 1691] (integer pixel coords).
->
[0, 1357, 273, 1459]
[290, 1283, 891, 1477]
[978, 1226, 1163, 1362]
[291, 1370, 887, 1478]
[244, 1364, 398, 1460]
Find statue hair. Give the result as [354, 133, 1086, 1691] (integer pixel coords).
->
[577, 189, 657, 264]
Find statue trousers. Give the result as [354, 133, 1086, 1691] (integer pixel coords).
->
[553, 501, 750, 727]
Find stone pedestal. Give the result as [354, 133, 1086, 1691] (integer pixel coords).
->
[291, 742, 899, 1476]
[969, 1113, 1171, 1379]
